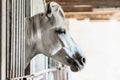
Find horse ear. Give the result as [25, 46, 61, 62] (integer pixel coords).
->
[58, 6, 65, 19]
[46, 2, 65, 19]
[46, 2, 52, 18]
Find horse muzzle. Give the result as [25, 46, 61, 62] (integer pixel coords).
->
[52, 48, 86, 72]
[66, 52, 86, 72]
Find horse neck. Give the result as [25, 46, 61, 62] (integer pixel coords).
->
[25, 14, 44, 67]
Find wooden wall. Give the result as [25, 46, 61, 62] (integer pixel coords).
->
[46, 0, 120, 7]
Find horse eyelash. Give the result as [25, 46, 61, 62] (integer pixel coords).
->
[55, 28, 66, 34]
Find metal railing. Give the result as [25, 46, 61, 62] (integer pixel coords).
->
[10, 67, 67, 80]
[6, 0, 25, 79]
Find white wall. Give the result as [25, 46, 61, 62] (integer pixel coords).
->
[31, 0, 45, 16]
[68, 19, 120, 80]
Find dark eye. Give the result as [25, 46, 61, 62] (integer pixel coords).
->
[55, 28, 66, 34]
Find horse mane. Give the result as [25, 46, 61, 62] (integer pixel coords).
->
[25, 13, 44, 46]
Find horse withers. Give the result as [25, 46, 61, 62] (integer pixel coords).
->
[25, 2, 86, 72]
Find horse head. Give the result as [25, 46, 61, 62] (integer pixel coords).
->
[25, 2, 86, 72]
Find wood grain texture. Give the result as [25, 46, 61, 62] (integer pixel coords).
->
[46, 0, 120, 7]
[65, 11, 117, 20]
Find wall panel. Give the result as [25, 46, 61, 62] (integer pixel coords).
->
[6, 0, 26, 79]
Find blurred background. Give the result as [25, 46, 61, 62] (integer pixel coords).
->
[69, 19, 120, 80]
[1, 0, 120, 80]
[50, 0, 120, 80]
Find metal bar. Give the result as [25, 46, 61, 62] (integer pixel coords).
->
[19, 0, 21, 77]
[1, 0, 7, 79]
[21, 0, 25, 76]
[15, 0, 18, 77]
[10, 0, 14, 78]
[0, 0, 1, 79]
[18, 0, 21, 77]
[6, 0, 12, 79]
[10, 75, 32, 80]
[16, 0, 19, 77]
[10, 68, 64, 80]
[11, 0, 16, 78]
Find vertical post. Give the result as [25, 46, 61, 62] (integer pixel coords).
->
[6, 0, 12, 79]
[0, 0, 2, 79]
[1, 0, 7, 79]
[25, 0, 31, 75]
[21, 0, 26, 76]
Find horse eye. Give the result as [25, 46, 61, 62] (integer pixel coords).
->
[55, 28, 66, 34]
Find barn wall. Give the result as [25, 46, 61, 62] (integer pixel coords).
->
[69, 19, 120, 80]
[46, 0, 120, 7]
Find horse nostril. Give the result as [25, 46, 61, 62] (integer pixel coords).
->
[81, 57, 86, 64]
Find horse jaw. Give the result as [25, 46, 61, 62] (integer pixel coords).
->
[51, 47, 85, 72]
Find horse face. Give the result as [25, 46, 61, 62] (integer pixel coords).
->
[41, 2, 86, 72]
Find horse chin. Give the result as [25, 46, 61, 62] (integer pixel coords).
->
[51, 48, 84, 72]
[70, 65, 80, 72]
[69, 60, 84, 72]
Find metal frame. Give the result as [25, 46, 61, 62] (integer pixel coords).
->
[10, 68, 62, 80]
[0, 0, 68, 80]
[6, 0, 26, 79]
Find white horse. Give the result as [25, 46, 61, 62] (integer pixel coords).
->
[25, 2, 86, 72]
